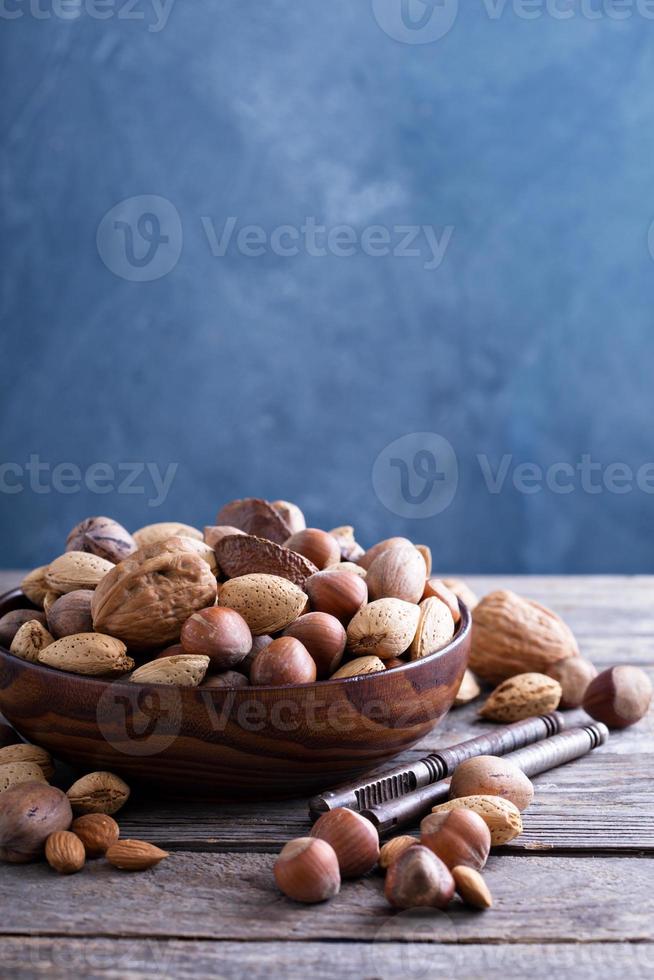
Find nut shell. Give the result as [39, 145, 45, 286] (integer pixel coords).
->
[91, 551, 217, 648]
[181, 606, 252, 670]
[285, 529, 341, 570]
[420, 809, 491, 870]
[0, 744, 54, 781]
[38, 633, 134, 677]
[384, 844, 455, 910]
[358, 537, 412, 571]
[10, 620, 54, 663]
[0, 609, 48, 648]
[215, 534, 318, 588]
[471, 590, 578, 684]
[443, 578, 479, 611]
[215, 498, 292, 544]
[46, 552, 114, 593]
[204, 525, 246, 549]
[218, 574, 308, 636]
[583, 665, 653, 729]
[283, 612, 346, 678]
[249, 637, 317, 686]
[271, 500, 306, 534]
[409, 597, 456, 661]
[310, 807, 379, 877]
[346, 598, 421, 660]
[479, 672, 562, 722]
[274, 837, 340, 903]
[46, 590, 94, 639]
[305, 570, 368, 626]
[422, 578, 461, 623]
[130, 654, 210, 687]
[66, 771, 130, 815]
[431, 795, 523, 846]
[132, 522, 202, 548]
[20, 566, 50, 606]
[0, 782, 73, 863]
[331, 656, 386, 679]
[366, 546, 427, 604]
[449, 756, 534, 812]
[0, 762, 47, 794]
[66, 516, 136, 564]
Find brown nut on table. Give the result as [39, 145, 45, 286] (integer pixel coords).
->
[283, 612, 346, 678]
[583, 665, 653, 729]
[546, 656, 598, 709]
[453, 865, 493, 909]
[310, 807, 379, 878]
[274, 837, 341, 903]
[0, 782, 73, 863]
[72, 813, 120, 857]
[479, 672, 562, 722]
[45, 830, 86, 875]
[449, 756, 534, 812]
[420, 808, 491, 870]
[181, 606, 252, 670]
[249, 637, 317, 686]
[384, 844, 455, 910]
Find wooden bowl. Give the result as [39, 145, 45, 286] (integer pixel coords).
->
[0, 589, 470, 800]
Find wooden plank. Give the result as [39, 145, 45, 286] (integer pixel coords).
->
[0, 853, 651, 942]
[0, 938, 651, 980]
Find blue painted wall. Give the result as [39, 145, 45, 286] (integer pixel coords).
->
[2, 0, 654, 571]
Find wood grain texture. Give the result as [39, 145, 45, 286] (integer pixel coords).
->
[0, 852, 652, 942]
[1, 939, 651, 980]
[0, 572, 651, 977]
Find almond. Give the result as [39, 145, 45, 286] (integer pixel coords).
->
[331, 656, 386, 679]
[409, 597, 456, 661]
[130, 654, 209, 687]
[66, 771, 130, 815]
[347, 598, 421, 660]
[38, 633, 134, 676]
[215, 534, 318, 587]
[91, 551, 217, 648]
[479, 672, 562, 722]
[20, 566, 50, 606]
[9, 620, 54, 663]
[46, 552, 114, 593]
[470, 590, 579, 684]
[215, 498, 292, 544]
[72, 813, 120, 856]
[0, 744, 54, 780]
[218, 574, 308, 635]
[431, 795, 523, 846]
[452, 865, 492, 909]
[106, 839, 169, 870]
[366, 546, 427, 604]
[453, 669, 481, 707]
[132, 522, 203, 548]
[0, 762, 47, 793]
[45, 830, 86, 874]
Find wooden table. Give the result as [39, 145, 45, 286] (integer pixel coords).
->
[1, 573, 652, 979]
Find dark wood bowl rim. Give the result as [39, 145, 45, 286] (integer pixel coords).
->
[0, 588, 470, 696]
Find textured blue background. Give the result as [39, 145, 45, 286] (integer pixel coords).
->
[2, 1, 653, 571]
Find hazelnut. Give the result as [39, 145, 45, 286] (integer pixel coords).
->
[378, 835, 418, 870]
[0, 609, 48, 648]
[583, 665, 652, 729]
[240, 634, 273, 674]
[181, 606, 252, 670]
[422, 578, 461, 623]
[274, 837, 341, 903]
[283, 612, 346, 678]
[155, 643, 184, 659]
[249, 637, 317, 686]
[0, 782, 72, 863]
[420, 809, 491, 870]
[285, 529, 341, 570]
[547, 656, 598, 709]
[449, 756, 534, 812]
[72, 813, 120, 857]
[66, 516, 136, 564]
[310, 807, 379, 877]
[384, 844, 455, 909]
[47, 590, 94, 639]
[202, 671, 249, 689]
[305, 570, 368, 626]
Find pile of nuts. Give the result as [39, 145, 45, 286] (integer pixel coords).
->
[0, 727, 164, 873]
[0, 499, 473, 689]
